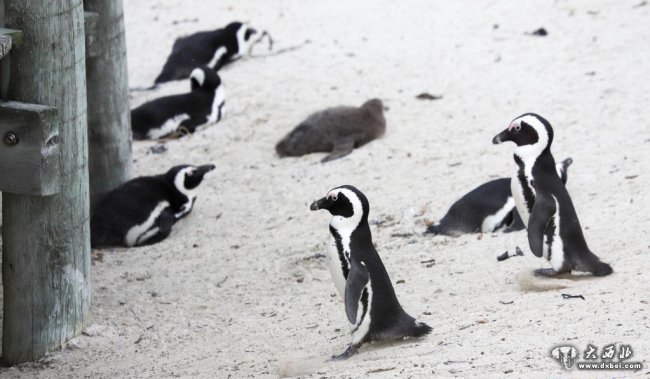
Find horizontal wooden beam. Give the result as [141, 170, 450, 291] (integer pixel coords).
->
[0, 35, 11, 60]
[0, 27, 23, 51]
[0, 101, 60, 195]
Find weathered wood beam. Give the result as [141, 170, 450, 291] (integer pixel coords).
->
[83, 0, 132, 208]
[0, 28, 23, 100]
[0, 101, 60, 195]
[83, 11, 99, 58]
[2, 0, 91, 365]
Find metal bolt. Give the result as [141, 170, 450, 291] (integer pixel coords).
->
[3, 131, 19, 146]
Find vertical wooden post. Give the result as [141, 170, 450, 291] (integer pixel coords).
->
[83, 0, 132, 207]
[2, 0, 91, 365]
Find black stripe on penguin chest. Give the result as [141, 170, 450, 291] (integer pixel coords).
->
[514, 155, 536, 213]
[544, 217, 556, 260]
[330, 226, 350, 278]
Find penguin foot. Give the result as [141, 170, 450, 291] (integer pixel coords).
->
[330, 345, 358, 361]
[533, 268, 562, 277]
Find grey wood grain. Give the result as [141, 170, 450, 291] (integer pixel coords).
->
[2, 0, 91, 365]
[84, 0, 132, 208]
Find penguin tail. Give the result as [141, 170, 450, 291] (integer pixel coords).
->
[577, 251, 613, 277]
[424, 224, 441, 235]
[408, 321, 432, 338]
[591, 261, 613, 277]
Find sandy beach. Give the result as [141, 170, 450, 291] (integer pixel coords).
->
[1, 0, 649, 377]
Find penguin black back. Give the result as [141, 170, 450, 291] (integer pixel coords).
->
[91, 164, 215, 248]
[132, 66, 225, 140]
[154, 22, 257, 84]
[426, 157, 573, 236]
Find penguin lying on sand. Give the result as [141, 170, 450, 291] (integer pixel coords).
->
[277, 99, 386, 163]
[425, 157, 573, 236]
[91, 164, 215, 248]
[493, 113, 613, 277]
[154, 21, 272, 84]
[310, 185, 431, 359]
[132, 66, 225, 140]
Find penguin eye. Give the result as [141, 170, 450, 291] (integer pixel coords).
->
[329, 194, 338, 201]
[514, 124, 521, 132]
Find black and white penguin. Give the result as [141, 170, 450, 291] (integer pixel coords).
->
[425, 157, 573, 236]
[131, 66, 225, 140]
[154, 21, 264, 84]
[492, 113, 612, 276]
[310, 185, 432, 359]
[90, 164, 215, 248]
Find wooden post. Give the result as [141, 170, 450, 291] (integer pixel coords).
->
[83, 0, 132, 207]
[2, 0, 91, 365]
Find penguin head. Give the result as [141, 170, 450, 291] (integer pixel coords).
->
[190, 66, 222, 91]
[361, 98, 385, 117]
[492, 113, 554, 158]
[244, 27, 258, 43]
[167, 164, 216, 194]
[310, 185, 370, 231]
[223, 21, 256, 56]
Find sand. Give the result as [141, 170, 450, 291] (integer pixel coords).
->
[1, 0, 649, 377]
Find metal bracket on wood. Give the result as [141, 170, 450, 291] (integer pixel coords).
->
[0, 27, 23, 100]
[0, 101, 60, 196]
[84, 12, 99, 58]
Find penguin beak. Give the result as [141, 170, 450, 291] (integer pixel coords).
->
[195, 164, 216, 176]
[310, 197, 332, 211]
[492, 129, 511, 145]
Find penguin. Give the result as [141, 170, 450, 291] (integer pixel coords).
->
[131, 66, 225, 140]
[492, 113, 612, 276]
[310, 185, 432, 359]
[154, 21, 266, 84]
[90, 164, 215, 248]
[425, 157, 573, 236]
[277, 99, 386, 163]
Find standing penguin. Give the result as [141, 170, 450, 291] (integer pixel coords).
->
[492, 113, 612, 276]
[91, 164, 215, 248]
[132, 66, 225, 140]
[310, 185, 431, 359]
[154, 21, 265, 84]
[425, 157, 573, 236]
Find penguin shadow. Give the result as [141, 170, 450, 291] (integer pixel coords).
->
[516, 269, 605, 292]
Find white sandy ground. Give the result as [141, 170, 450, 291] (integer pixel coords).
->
[1, 0, 650, 377]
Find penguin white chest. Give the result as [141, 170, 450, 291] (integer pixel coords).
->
[511, 175, 529, 226]
[544, 196, 565, 271]
[327, 234, 350, 300]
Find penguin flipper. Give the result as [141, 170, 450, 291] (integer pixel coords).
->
[180, 116, 208, 134]
[344, 260, 370, 325]
[322, 138, 355, 163]
[527, 194, 557, 258]
[136, 209, 175, 246]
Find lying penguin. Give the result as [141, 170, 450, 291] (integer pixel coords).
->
[90, 164, 215, 248]
[310, 185, 431, 359]
[493, 113, 612, 277]
[276, 99, 386, 163]
[131, 66, 225, 140]
[154, 21, 271, 84]
[425, 157, 573, 236]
